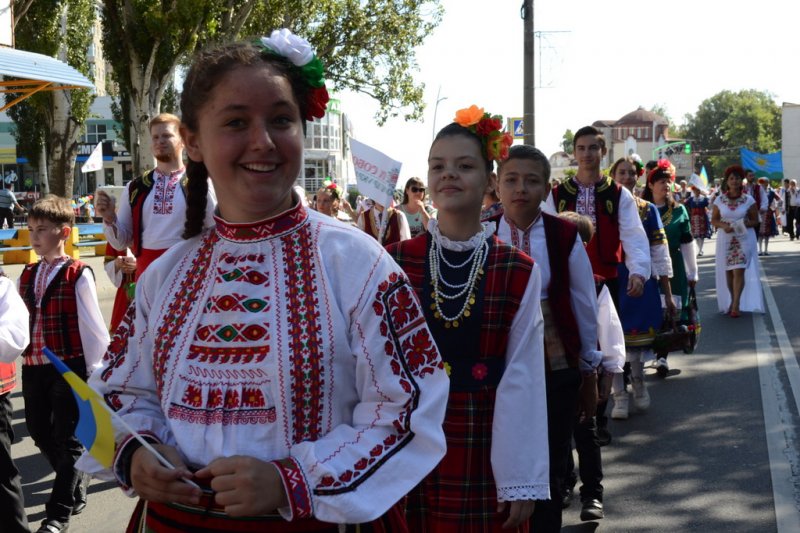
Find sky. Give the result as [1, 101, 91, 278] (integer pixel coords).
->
[337, 0, 800, 187]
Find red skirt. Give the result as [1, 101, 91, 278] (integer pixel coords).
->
[406, 389, 528, 533]
[135, 248, 168, 280]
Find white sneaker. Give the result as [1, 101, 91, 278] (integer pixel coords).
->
[632, 377, 650, 411]
[611, 391, 629, 419]
[656, 357, 669, 378]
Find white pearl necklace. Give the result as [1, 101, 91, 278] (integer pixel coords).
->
[428, 230, 488, 328]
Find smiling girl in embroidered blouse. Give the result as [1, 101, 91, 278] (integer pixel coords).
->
[87, 29, 449, 532]
[387, 106, 550, 531]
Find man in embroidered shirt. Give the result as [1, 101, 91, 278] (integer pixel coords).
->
[95, 113, 216, 278]
[547, 126, 650, 300]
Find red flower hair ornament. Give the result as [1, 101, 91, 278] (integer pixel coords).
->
[258, 28, 329, 121]
[454, 105, 514, 163]
[648, 158, 676, 183]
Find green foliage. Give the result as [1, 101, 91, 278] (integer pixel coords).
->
[563, 168, 577, 180]
[649, 103, 678, 134]
[8, 0, 95, 195]
[243, 0, 443, 124]
[561, 129, 574, 154]
[682, 89, 781, 178]
[101, 0, 260, 173]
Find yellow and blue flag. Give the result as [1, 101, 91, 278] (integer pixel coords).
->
[699, 166, 709, 188]
[43, 347, 115, 468]
[740, 148, 784, 180]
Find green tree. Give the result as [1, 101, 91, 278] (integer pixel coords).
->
[8, 0, 95, 197]
[102, 0, 260, 176]
[103, 0, 442, 176]
[243, 1, 443, 125]
[561, 129, 574, 154]
[682, 89, 781, 177]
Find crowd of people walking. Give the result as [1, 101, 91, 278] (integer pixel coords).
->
[0, 26, 795, 533]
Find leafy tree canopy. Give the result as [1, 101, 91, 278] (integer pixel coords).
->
[242, 0, 443, 124]
[682, 89, 780, 179]
[561, 129, 574, 154]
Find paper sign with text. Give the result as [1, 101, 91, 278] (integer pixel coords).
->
[350, 139, 401, 208]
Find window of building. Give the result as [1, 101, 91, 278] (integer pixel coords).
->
[304, 160, 329, 192]
[83, 123, 107, 144]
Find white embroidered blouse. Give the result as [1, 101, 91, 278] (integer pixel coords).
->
[90, 201, 449, 524]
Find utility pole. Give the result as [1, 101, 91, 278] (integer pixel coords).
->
[522, 0, 534, 146]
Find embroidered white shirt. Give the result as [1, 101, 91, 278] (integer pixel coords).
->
[104, 169, 217, 251]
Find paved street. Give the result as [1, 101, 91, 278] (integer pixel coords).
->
[4, 234, 800, 532]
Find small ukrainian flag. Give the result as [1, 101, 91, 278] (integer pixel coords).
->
[43, 347, 115, 468]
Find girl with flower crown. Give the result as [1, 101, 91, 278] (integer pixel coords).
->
[642, 161, 698, 376]
[85, 29, 449, 532]
[387, 106, 549, 531]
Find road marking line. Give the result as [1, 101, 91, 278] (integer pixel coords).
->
[754, 273, 800, 532]
[762, 270, 800, 416]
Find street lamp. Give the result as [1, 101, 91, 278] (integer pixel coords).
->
[431, 86, 448, 141]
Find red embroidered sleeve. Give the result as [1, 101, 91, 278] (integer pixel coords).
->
[272, 457, 313, 520]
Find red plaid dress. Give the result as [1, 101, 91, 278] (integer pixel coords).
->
[389, 233, 536, 532]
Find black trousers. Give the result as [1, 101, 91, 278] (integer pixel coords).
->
[568, 414, 604, 502]
[0, 392, 29, 532]
[0, 207, 14, 229]
[788, 206, 799, 239]
[22, 359, 86, 523]
[531, 367, 581, 532]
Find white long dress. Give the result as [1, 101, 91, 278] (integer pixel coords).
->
[713, 193, 764, 313]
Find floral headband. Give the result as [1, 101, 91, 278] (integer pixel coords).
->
[647, 159, 676, 183]
[257, 28, 329, 121]
[321, 178, 343, 200]
[453, 105, 514, 162]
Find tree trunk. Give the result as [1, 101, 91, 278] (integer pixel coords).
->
[47, 88, 82, 197]
[38, 144, 50, 195]
[128, 54, 159, 177]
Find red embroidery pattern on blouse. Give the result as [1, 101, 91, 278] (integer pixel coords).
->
[204, 293, 270, 314]
[216, 205, 308, 242]
[152, 170, 182, 215]
[282, 225, 325, 443]
[216, 266, 269, 285]
[100, 302, 136, 384]
[152, 232, 217, 394]
[576, 182, 597, 225]
[195, 322, 269, 343]
[187, 344, 269, 363]
[316, 274, 442, 495]
[168, 404, 277, 425]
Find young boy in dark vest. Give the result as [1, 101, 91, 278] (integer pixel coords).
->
[18, 196, 110, 533]
[0, 268, 30, 533]
[492, 145, 602, 531]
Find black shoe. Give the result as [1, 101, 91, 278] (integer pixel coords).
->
[37, 520, 69, 533]
[72, 472, 89, 515]
[580, 499, 604, 521]
[562, 485, 574, 509]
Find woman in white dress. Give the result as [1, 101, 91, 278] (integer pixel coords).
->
[711, 165, 763, 316]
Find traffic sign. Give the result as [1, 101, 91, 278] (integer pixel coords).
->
[509, 117, 524, 139]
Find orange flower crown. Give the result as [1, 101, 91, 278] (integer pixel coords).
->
[453, 105, 514, 163]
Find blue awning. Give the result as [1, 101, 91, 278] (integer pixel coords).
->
[0, 46, 95, 112]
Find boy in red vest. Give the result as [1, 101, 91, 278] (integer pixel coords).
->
[493, 144, 602, 531]
[19, 196, 110, 533]
[0, 267, 30, 533]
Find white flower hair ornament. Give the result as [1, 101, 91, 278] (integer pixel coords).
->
[258, 28, 329, 121]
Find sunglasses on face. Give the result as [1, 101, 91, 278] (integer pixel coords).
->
[410, 187, 426, 193]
